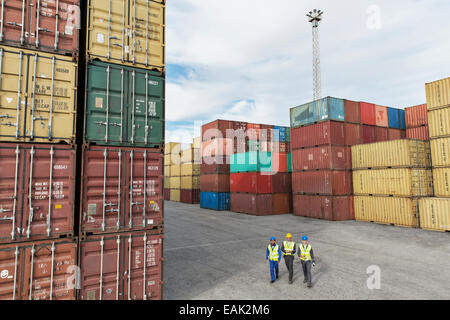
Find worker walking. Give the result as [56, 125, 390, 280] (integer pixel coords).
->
[298, 235, 316, 288]
[266, 237, 282, 283]
[281, 233, 296, 284]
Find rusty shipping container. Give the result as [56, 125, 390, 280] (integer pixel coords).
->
[387, 128, 405, 140]
[200, 155, 230, 174]
[292, 145, 351, 171]
[362, 125, 376, 144]
[375, 127, 388, 142]
[360, 102, 376, 125]
[78, 231, 163, 300]
[86, 0, 165, 72]
[0, 45, 77, 144]
[200, 173, 229, 193]
[230, 193, 291, 215]
[0, 238, 77, 300]
[344, 100, 360, 124]
[0, 0, 80, 56]
[0, 143, 75, 243]
[180, 189, 200, 204]
[292, 170, 352, 195]
[293, 195, 354, 221]
[230, 172, 291, 194]
[80, 145, 163, 236]
[290, 121, 345, 149]
[406, 126, 429, 141]
[405, 104, 428, 128]
[345, 123, 363, 146]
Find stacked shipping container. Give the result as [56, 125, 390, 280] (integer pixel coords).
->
[405, 104, 429, 140]
[0, 0, 81, 300]
[180, 138, 201, 204]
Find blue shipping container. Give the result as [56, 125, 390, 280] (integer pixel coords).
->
[400, 109, 406, 130]
[272, 126, 286, 142]
[200, 192, 230, 211]
[290, 97, 345, 128]
[388, 107, 400, 128]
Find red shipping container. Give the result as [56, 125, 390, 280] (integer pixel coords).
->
[292, 170, 352, 195]
[0, 238, 78, 300]
[230, 172, 272, 194]
[200, 173, 230, 192]
[293, 195, 354, 221]
[201, 155, 230, 174]
[270, 141, 290, 153]
[375, 126, 389, 142]
[272, 173, 292, 193]
[406, 126, 429, 141]
[201, 138, 235, 157]
[405, 104, 428, 128]
[360, 102, 376, 125]
[272, 152, 288, 173]
[362, 125, 376, 143]
[375, 105, 389, 127]
[291, 121, 345, 149]
[80, 146, 163, 235]
[202, 120, 233, 141]
[180, 189, 200, 204]
[79, 231, 163, 300]
[247, 123, 261, 140]
[344, 100, 361, 124]
[387, 128, 405, 140]
[0, 143, 75, 244]
[259, 124, 274, 143]
[164, 188, 170, 201]
[292, 146, 351, 171]
[273, 193, 292, 214]
[232, 121, 248, 132]
[230, 193, 273, 215]
[345, 123, 363, 146]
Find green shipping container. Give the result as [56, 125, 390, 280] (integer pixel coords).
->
[230, 152, 272, 173]
[287, 153, 292, 172]
[84, 61, 164, 147]
[286, 127, 291, 142]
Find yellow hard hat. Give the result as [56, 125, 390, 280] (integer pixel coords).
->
[286, 233, 292, 238]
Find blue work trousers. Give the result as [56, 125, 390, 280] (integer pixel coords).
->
[269, 260, 279, 281]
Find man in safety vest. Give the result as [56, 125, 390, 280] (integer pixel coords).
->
[281, 233, 296, 284]
[266, 237, 282, 283]
[298, 235, 316, 288]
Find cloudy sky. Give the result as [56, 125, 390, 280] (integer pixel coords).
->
[165, 0, 450, 143]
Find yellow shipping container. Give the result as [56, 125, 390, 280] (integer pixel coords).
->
[181, 148, 195, 164]
[354, 196, 419, 227]
[353, 168, 433, 197]
[193, 136, 201, 149]
[164, 165, 170, 177]
[169, 177, 180, 189]
[87, 0, 165, 72]
[432, 168, 450, 197]
[164, 153, 180, 166]
[170, 189, 180, 202]
[418, 198, 450, 231]
[0, 46, 77, 144]
[181, 176, 200, 189]
[194, 149, 201, 164]
[351, 140, 431, 169]
[430, 138, 450, 167]
[428, 108, 450, 138]
[181, 163, 200, 176]
[164, 177, 170, 189]
[425, 77, 450, 110]
[165, 142, 180, 155]
[170, 164, 181, 177]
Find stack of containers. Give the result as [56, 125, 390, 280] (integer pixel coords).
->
[180, 138, 201, 204]
[419, 77, 450, 232]
[405, 104, 429, 141]
[77, 0, 165, 300]
[164, 142, 180, 201]
[0, 1, 81, 300]
[352, 140, 433, 227]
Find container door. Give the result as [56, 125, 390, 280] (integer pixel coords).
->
[0, 47, 27, 141]
[22, 241, 77, 300]
[85, 62, 128, 145]
[29, 0, 80, 55]
[129, 0, 165, 71]
[26, 52, 76, 143]
[123, 233, 163, 300]
[87, 0, 128, 64]
[0, 0, 30, 48]
[81, 147, 124, 233]
[0, 144, 24, 243]
[0, 244, 23, 300]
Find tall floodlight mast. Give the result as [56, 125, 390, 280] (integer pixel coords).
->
[306, 9, 324, 101]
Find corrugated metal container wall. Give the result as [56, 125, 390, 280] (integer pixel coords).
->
[169, 189, 180, 202]
[230, 193, 273, 215]
[362, 125, 376, 144]
[230, 173, 272, 194]
[200, 174, 230, 192]
[425, 77, 450, 110]
[169, 165, 180, 177]
[406, 126, 429, 141]
[432, 168, 450, 197]
[164, 142, 180, 155]
[290, 121, 345, 149]
[163, 188, 169, 200]
[0, 46, 77, 144]
[200, 155, 230, 174]
[293, 195, 354, 221]
[200, 192, 230, 211]
[351, 140, 431, 169]
[0, 143, 75, 243]
[180, 176, 200, 189]
[292, 146, 351, 171]
[405, 104, 428, 128]
[86, 0, 165, 72]
[0, 238, 77, 300]
[344, 100, 360, 124]
[418, 198, 450, 232]
[201, 120, 233, 141]
[272, 193, 292, 214]
[0, 1, 80, 56]
[387, 108, 400, 128]
[168, 176, 180, 189]
[387, 128, 405, 140]
[201, 138, 235, 157]
[345, 123, 363, 146]
[360, 102, 376, 125]
[80, 146, 163, 235]
[180, 163, 200, 176]
[375, 105, 388, 127]
[290, 97, 345, 128]
[230, 152, 273, 173]
[292, 170, 352, 195]
[84, 61, 164, 148]
[180, 189, 200, 204]
[352, 169, 433, 197]
[79, 231, 163, 300]
[354, 196, 418, 227]
[430, 138, 450, 167]
[400, 110, 406, 130]
[428, 108, 450, 138]
[375, 127, 388, 142]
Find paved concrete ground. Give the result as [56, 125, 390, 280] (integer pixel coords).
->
[163, 201, 450, 300]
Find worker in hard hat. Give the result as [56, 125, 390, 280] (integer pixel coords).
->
[298, 235, 316, 288]
[265, 237, 282, 283]
[281, 233, 296, 284]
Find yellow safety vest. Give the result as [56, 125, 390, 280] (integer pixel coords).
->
[299, 244, 312, 261]
[283, 241, 295, 256]
[268, 244, 279, 261]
